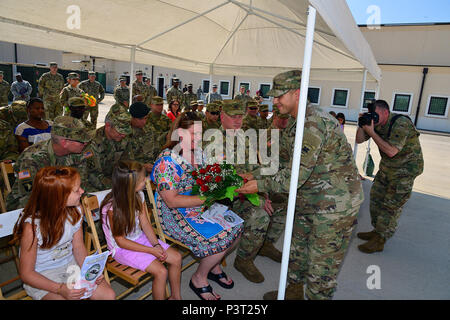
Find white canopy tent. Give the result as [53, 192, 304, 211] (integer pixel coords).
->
[0, 0, 381, 299]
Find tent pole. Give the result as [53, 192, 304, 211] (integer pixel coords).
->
[353, 69, 367, 158]
[277, 5, 316, 300]
[129, 46, 136, 106]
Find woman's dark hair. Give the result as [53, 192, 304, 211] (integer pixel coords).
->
[162, 111, 201, 150]
[27, 97, 44, 109]
[336, 112, 346, 124]
[168, 99, 181, 115]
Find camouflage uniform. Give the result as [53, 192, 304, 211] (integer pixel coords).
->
[90, 109, 133, 179]
[114, 84, 130, 108]
[38, 71, 65, 120]
[202, 103, 221, 131]
[132, 80, 152, 106]
[60, 73, 85, 116]
[242, 114, 260, 131]
[367, 113, 424, 240]
[0, 119, 19, 161]
[129, 125, 161, 165]
[234, 92, 253, 105]
[0, 76, 10, 106]
[258, 104, 271, 129]
[255, 70, 364, 300]
[166, 85, 184, 106]
[183, 89, 198, 111]
[6, 116, 107, 210]
[0, 101, 28, 130]
[78, 76, 105, 127]
[205, 88, 222, 104]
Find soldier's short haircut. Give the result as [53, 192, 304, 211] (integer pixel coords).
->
[27, 97, 44, 108]
[374, 99, 390, 111]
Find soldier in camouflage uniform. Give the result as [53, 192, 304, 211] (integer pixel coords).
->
[166, 78, 184, 106]
[237, 70, 364, 300]
[145, 77, 158, 101]
[67, 96, 96, 132]
[0, 119, 19, 161]
[196, 100, 205, 120]
[183, 84, 198, 111]
[90, 107, 133, 180]
[205, 84, 222, 104]
[147, 95, 172, 149]
[234, 85, 253, 105]
[6, 116, 108, 210]
[0, 71, 11, 106]
[202, 103, 221, 131]
[258, 104, 270, 129]
[0, 100, 28, 130]
[38, 62, 65, 120]
[241, 100, 260, 131]
[78, 71, 105, 128]
[60, 73, 85, 116]
[132, 70, 152, 106]
[114, 76, 130, 109]
[356, 99, 423, 253]
[128, 101, 161, 172]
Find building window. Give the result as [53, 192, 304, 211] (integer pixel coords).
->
[202, 80, 210, 94]
[426, 96, 449, 118]
[308, 87, 320, 105]
[220, 81, 230, 96]
[332, 88, 349, 107]
[362, 91, 376, 109]
[239, 82, 250, 92]
[259, 84, 271, 99]
[392, 93, 413, 114]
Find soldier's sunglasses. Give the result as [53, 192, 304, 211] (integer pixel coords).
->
[210, 111, 220, 116]
[249, 107, 258, 110]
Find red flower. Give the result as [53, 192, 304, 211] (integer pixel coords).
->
[215, 176, 222, 183]
[206, 165, 212, 171]
[192, 171, 198, 177]
[204, 175, 213, 182]
[215, 167, 222, 173]
[199, 168, 207, 174]
[196, 178, 204, 185]
[201, 185, 209, 192]
[244, 178, 248, 183]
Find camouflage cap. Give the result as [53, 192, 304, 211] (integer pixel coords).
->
[267, 69, 302, 97]
[190, 100, 198, 107]
[88, 71, 96, 75]
[259, 104, 269, 112]
[197, 100, 204, 106]
[272, 105, 289, 119]
[10, 101, 28, 120]
[151, 96, 164, 105]
[68, 96, 86, 107]
[135, 70, 143, 75]
[67, 72, 80, 80]
[206, 103, 220, 113]
[51, 116, 92, 142]
[106, 110, 132, 135]
[49, 62, 58, 67]
[246, 100, 259, 108]
[222, 99, 244, 116]
[119, 75, 127, 81]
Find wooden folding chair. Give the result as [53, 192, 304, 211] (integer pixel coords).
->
[144, 179, 202, 271]
[82, 194, 159, 300]
[0, 208, 31, 300]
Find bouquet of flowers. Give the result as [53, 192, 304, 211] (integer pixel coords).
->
[83, 93, 97, 107]
[190, 163, 259, 209]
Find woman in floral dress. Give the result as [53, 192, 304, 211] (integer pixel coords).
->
[151, 112, 242, 300]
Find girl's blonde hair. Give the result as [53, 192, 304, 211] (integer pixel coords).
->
[100, 160, 145, 237]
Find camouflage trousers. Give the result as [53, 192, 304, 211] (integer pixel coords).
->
[370, 169, 416, 240]
[43, 96, 63, 120]
[288, 205, 359, 300]
[83, 105, 99, 127]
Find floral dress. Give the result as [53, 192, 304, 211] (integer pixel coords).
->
[150, 149, 242, 258]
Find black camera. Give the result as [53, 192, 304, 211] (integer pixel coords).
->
[358, 99, 379, 128]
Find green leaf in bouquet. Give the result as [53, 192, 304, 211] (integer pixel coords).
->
[245, 193, 260, 206]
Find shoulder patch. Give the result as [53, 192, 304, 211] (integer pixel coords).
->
[83, 150, 93, 159]
[18, 170, 31, 180]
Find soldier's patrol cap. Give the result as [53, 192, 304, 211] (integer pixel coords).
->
[246, 100, 259, 108]
[267, 69, 302, 97]
[190, 100, 198, 107]
[135, 70, 143, 75]
[173, 78, 180, 83]
[206, 103, 220, 113]
[240, 85, 246, 89]
[222, 99, 245, 116]
[0, 71, 3, 76]
[151, 96, 164, 105]
[68, 72, 80, 80]
[15, 72, 22, 77]
[106, 110, 132, 135]
[188, 83, 193, 87]
[212, 84, 218, 88]
[272, 105, 289, 119]
[119, 75, 127, 81]
[259, 104, 269, 112]
[49, 62, 58, 67]
[197, 100, 204, 106]
[88, 71, 96, 75]
[129, 102, 150, 119]
[51, 116, 92, 142]
[68, 97, 86, 107]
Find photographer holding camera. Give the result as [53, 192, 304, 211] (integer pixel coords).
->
[355, 99, 423, 254]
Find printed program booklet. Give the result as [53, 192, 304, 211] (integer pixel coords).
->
[74, 250, 110, 299]
[202, 203, 244, 229]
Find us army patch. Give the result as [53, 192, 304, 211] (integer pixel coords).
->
[18, 170, 31, 180]
[302, 145, 312, 154]
[83, 150, 93, 159]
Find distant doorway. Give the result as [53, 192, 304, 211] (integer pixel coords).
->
[157, 77, 165, 97]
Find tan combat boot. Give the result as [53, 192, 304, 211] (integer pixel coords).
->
[358, 233, 386, 254]
[357, 229, 378, 241]
[263, 283, 304, 300]
[234, 256, 264, 283]
[258, 241, 282, 262]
